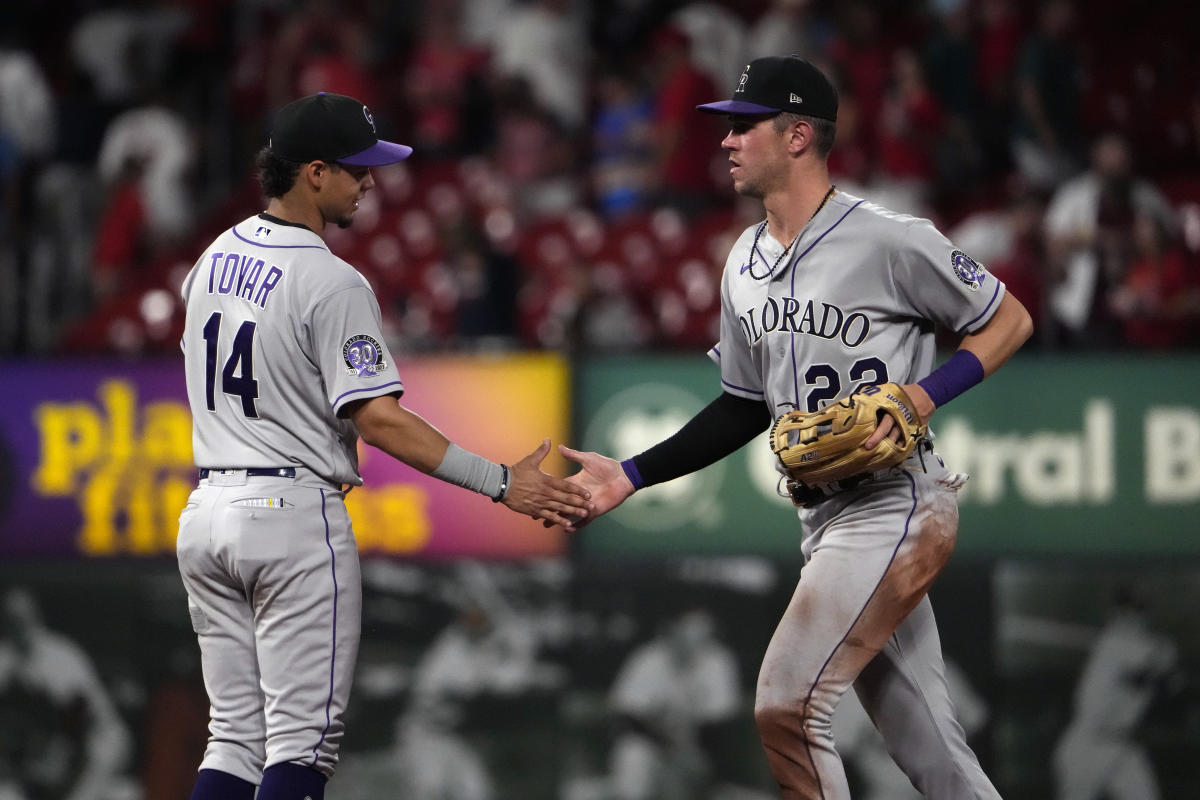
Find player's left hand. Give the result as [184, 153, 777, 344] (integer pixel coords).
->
[864, 383, 935, 450]
[502, 438, 595, 530]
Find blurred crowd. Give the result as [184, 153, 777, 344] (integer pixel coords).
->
[2, 0, 1199, 357]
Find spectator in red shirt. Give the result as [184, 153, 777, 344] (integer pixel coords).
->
[91, 156, 147, 301]
[878, 48, 946, 188]
[828, 1, 892, 156]
[266, 0, 379, 112]
[1109, 209, 1200, 348]
[403, 3, 491, 157]
[826, 86, 872, 189]
[974, 0, 1023, 176]
[647, 24, 725, 217]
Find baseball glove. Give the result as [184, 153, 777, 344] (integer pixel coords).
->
[770, 382, 927, 486]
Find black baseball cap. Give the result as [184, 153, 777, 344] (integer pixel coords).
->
[697, 56, 838, 121]
[269, 92, 413, 166]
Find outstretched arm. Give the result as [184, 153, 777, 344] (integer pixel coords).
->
[350, 395, 592, 529]
[554, 392, 770, 527]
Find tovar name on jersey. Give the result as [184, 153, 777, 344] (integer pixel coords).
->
[202, 250, 285, 309]
[739, 296, 870, 347]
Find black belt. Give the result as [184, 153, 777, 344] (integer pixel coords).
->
[199, 467, 296, 479]
[786, 476, 869, 508]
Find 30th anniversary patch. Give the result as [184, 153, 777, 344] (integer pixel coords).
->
[950, 249, 987, 291]
[343, 334, 387, 377]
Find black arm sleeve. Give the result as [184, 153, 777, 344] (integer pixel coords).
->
[630, 392, 771, 488]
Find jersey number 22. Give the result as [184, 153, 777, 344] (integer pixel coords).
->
[804, 357, 888, 412]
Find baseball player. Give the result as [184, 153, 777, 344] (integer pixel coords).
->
[560, 56, 1033, 799]
[1052, 589, 1179, 800]
[607, 609, 741, 800]
[175, 92, 592, 800]
[0, 587, 132, 800]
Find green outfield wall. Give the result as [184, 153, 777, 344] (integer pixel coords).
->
[572, 354, 1200, 557]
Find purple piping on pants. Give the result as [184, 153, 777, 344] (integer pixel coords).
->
[797, 469, 919, 797]
[309, 488, 338, 767]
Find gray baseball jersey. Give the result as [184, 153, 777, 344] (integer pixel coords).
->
[710, 191, 1002, 421]
[723, 191, 1006, 799]
[181, 214, 404, 485]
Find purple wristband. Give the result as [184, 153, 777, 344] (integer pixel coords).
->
[917, 349, 984, 408]
[620, 458, 645, 491]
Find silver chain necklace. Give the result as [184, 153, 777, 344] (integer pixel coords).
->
[743, 185, 836, 280]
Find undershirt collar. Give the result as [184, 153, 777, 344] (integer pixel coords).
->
[258, 211, 316, 234]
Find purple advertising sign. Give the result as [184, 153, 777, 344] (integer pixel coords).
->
[0, 359, 194, 557]
[0, 355, 572, 559]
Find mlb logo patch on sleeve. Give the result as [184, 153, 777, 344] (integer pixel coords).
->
[343, 334, 387, 377]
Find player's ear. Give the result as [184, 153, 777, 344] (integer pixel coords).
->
[786, 118, 811, 156]
[304, 160, 331, 189]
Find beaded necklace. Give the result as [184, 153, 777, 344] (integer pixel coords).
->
[744, 185, 836, 280]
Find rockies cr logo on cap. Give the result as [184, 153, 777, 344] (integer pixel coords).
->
[736, 64, 751, 93]
[362, 105, 376, 133]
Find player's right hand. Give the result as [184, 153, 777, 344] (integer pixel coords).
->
[543, 445, 636, 529]
[503, 438, 594, 530]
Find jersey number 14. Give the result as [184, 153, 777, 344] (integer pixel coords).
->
[202, 311, 259, 418]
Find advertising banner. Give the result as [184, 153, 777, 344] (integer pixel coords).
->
[573, 354, 1200, 557]
[0, 354, 572, 559]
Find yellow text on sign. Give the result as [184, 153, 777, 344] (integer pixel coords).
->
[30, 379, 436, 556]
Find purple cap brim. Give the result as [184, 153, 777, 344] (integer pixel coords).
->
[339, 139, 414, 166]
[696, 100, 781, 115]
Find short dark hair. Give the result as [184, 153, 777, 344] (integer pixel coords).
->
[774, 112, 837, 157]
[255, 147, 304, 199]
